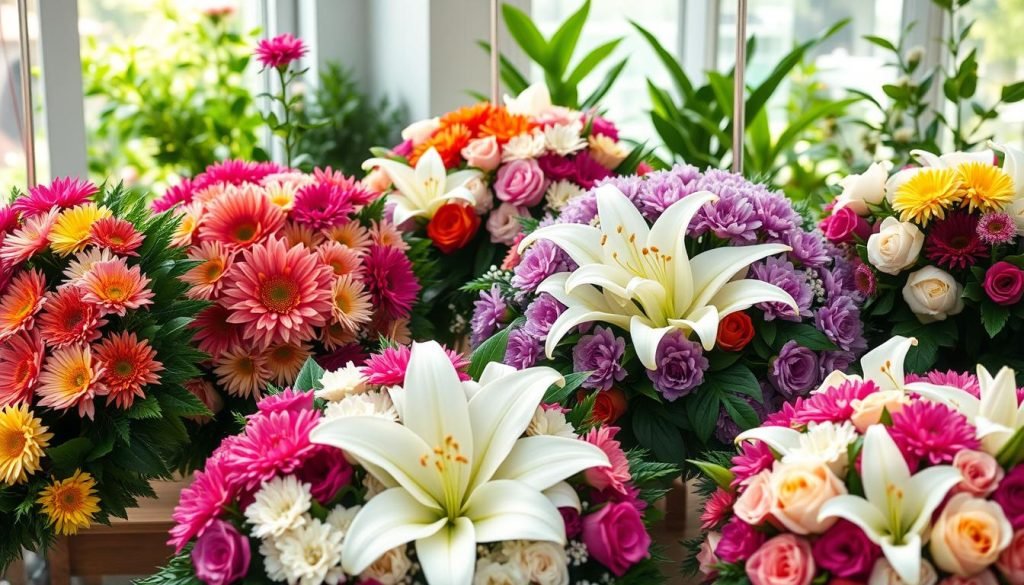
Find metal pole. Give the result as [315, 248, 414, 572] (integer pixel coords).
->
[490, 0, 499, 104]
[17, 0, 36, 187]
[731, 0, 747, 174]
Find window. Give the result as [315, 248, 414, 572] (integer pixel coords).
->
[962, 0, 1024, 146]
[0, 0, 49, 189]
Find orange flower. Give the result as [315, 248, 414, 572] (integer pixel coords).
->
[93, 331, 163, 409]
[36, 345, 108, 419]
[318, 241, 363, 278]
[479, 107, 534, 144]
[261, 341, 312, 386]
[439, 102, 495, 135]
[38, 287, 108, 347]
[409, 123, 472, 168]
[0, 269, 47, 342]
[80, 258, 154, 316]
[89, 216, 144, 256]
[0, 331, 44, 407]
[322, 220, 371, 251]
[182, 241, 233, 301]
[213, 346, 270, 399]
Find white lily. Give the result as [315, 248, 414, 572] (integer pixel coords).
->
[818, 425, 962, 585]
[503, 83, 553, 117]
[310, 341, 609, 585]
[812, 336, 959, 398]
[519, 184, 796, 369]
[362, 147, 480, 225]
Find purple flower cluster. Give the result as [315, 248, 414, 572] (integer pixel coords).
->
[470, 285, 507, 346]
[647, 331, 708, 401]
[511, 239, 573, 294]
[751, 257, 813, 321]
[573, 326, 628, 390]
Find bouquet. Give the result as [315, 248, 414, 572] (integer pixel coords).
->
[149, 341, 676, 585]
[362, 83, 642, 343]
[152, 160, 421, 467]
[690, 335, 1024, 585]
[469, 165, 866, 466]
[820, 144, 1024, 373]
[0, 178, 207, 568]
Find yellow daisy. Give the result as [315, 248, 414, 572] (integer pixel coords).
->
[892, 167, 962, 226]
[37, 469, 101, 535]
[955, 161, 1015, 213]
[49, 204, 112, 257]
[0, 404, 52, 485]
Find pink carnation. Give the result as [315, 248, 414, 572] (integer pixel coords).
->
[256, 388, 314, 415]
[361, 345, 469, 386]
[291, 182, 356, 231]
[221, 408, 320, 489]
[12, 177, 97, 216]
[701, 488, 735, 530]
[889, 400, 979, 468]
[583, 426, 632, 496]
[362, 244, 420, 320]
[731, 441, 776, 488]
[254, 33, 307, 69]
[168, 459, 237, 553]
[152, 179, 196, 212]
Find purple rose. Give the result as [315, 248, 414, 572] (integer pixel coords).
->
[560, 507, 583, 539]
[504, 327, 543, 369]
[815, 296, 867, 352]
[812, 520, 880, 579]
[537, 153, 576, 181]
[993, 466, 1024, 529]
[295, 445, 353, 504]
[523, 293, 565, 339]
[573, 326, 627, 391]
[715, 517, 765, 563]
[819, 350, 855, 379]
[574, 150, 611, 189]
[646, 331, 708, 401]
[582, 501, 651, 577]
[494, 158, 546, 207]
[769, 341, 820, 399]
[191, 520, 250, 585]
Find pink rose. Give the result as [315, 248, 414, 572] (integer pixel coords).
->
[191, 519, 250, 585]
[698, 532, 722, 576]
[983, 261, 1024, 306]
[938, 571, 999, 585]
[819, 206, 871, 244]
[461, 136, 502, 172]
[485, 203, 528, 245]
[494, 159, 546, 207]
[812, 520, 880, 580]
[734, 470, 773, 525]
[953, 450, 1004, 497]
[997, 530, 1024, 583]
[746, 534, 815, 585]
[582, 501, 651, 576]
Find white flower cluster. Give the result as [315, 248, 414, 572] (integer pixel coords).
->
[472, 541, 571, 585]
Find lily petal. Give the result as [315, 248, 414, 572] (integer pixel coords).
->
[478, 362, 518, 386]
[903, 465, 963, 536]
[446, 169, 483, 191]
[362, 157, 422, 202]
[630, 316, 676, 370]
[647, 190, 718, 313]
[735, 426, 802, 454]
[687, 243, 792, 311]
[566, 263, 633, 298]
[594, 184, 652, 267]
[817, 494, 889, 543]
[544, 305, 630, 359]
[493, 435, 609, 491]
[880, 534, 923, 585]
[415, 147, 446, 185]
[543, 481, 582, 511]
[625, 277, 670, 325]
[709, 278, 798, 317]
[341, 487, 446, 575]
[518, 223, 603, 266]
[415, 516, 476, 585]
[859, 336, 916, 392]
[993, 142, 1024, 197]
[463, 479, 566, 544]
[860, 425, 911, 511]
[390, 197, 425, 226]
[668, 304, 721, 351]
[909, 382, 979, 417]
[978, 365, 1018, 426]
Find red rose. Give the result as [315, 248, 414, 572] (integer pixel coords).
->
[589, 388, 628, 424]
[718, 312, 755, 351]
[426, 203, 480, 254]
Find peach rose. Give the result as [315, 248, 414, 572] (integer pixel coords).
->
[937, 571, 999, 585]
[401, 117, 440, 146]
[953, 450, 1004, 497]
[869, 558, 938, 585]
[850, 390, 911, 432]
[734, 470, 774, 525]
[768, 460, 846, 535]
[362, 169, 392, 194]
[996, 530, 1024, 584]
[931, 493, 1013, 576]
[746, 534, 814, 585]
[462, 136, 502, 172]
[464, 176, 493, 214]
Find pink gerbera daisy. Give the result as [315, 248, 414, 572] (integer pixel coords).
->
[254, 33, 308, 70]
[280, 221, 323, 250]
[318, 241, 364, 278]
[362, 244, 420, 320]
[198, 185, 286, 249]
[701, 488, 735, 530]
[906, 370, 981, 398]
[583, 426, 632, 496]
[889, 400, 979, 468]
[37, 287, 107, 347]
[213, 346, 271, 399]
[925, 212, 987, 270]
[256, 387, 314, 416]
[168, 458, 237, 552]
[0, 330, 44, 407]
[36, 344, 108, 419]
[790, 379, 880, 426]
[291, 183, 355, 231]
[0, 270, 47, 342]
[0, 208, 58, 264]
[80, 258, 155, 316]
[170, 201, 205, 248]
[89, 217, 144, 256]
[193, 160, 286, 190]
[222, 407, 319, 489]
[221, 237, 333, 348]
[12, 177, 97, 217]
[977, 212, 1017, 245]
[61, 248, 114, 284]
[151, 178, 196, 213]
[370, 220, 410, 251]
[93, 331, 163, 409]
[330, 275, 373, 334]
[182, 242, 234, 301]
[361, 344, 470, 386]
[0, 206, 18, 234]
[313, 169, 377, 206]
[190, 304, 244, 358]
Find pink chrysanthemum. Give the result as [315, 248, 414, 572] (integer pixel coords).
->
[254, 33, 307, 69]
[197, 185, 286, 249]
[170, 201, 205, 249]
[584, 426, 632, 496]
[182, 242, 234, 301]
[80, 258, 155, 316]
[221, 237, 334, 348]
[12, 177, 97, 217]
[223, 408, 319, 489]
[318, 241, 364, 278]
[89, 217, 144, 255]
[854, 262, 877, 296]
[0, 330, 44, 407]
[889, 400, 979, 468]
[731, 440, 776, 487]
[362, 244, 420, 320]
[925, 212, 987, 270]
[313, 169, 377, 206]
[906, 370, 981, 398]
[0, 206, 18, 234]
[256, 388, 314, 416]
[0, 208, 58, 264]
[291, 183, 356, 231]
[190, 304, 244, 358]
[701, 488, 735, 530]
[93, 332, 163, 409]
[193, 160, 286, 191]
[0, 269, 46, 342]
[151, 178, 196, 213]
[37, 287, 107, 348]
[36, 344, 108, 419]
[790, 379, 881, 426]
[168, 458, 236, 552]
[977, 212, 1016, 245]
[361, 344, 469, 386]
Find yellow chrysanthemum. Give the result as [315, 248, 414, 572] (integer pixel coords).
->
[49, 204, 112, 257]
[955, 161, 1015, 213]
[0, 404, 52, 485]
[37, 469, 101, 535]
[892, 167, 962, 226]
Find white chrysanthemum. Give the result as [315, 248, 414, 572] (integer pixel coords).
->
[474, 557, 528, 585]
[506, 541, 568, 585]
[325, 504, 361, 541]
[545, 180, 584, 212]
[317, 362, 369, 401]
[543, 121, 586, 156]
[275, 518, 346, 585]
[526, 407, 575, 438]
[587, 134, 628, 170]
[322, 390, 398, 422]
[260, 536, 288, 582]
[785, 421, 858, 477]
[502, 130, 546, 161]
[360, 546, 413, 585]
[244, 476, 313, 539]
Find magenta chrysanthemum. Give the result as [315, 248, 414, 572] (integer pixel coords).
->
[888, 400, 979, 467]
[193, 160, 286, 191]
[254, 33, 307, 69]
[12, 177, 97, 217]
[701, 488, 735, 530]
[854, 262, 877, 296]
[906, 370, 981, 398]
[730, 441, 776, 487]
[167, 458, 236, 553]
[361, 345, 469, 386]
[790, 379, 880, 426]
[291, 183, 356, 231]
[313, 170, 377, 206]
[221, 408, 320, 489]
[925, 212, 987, 270]
[977, 211, 1016, 245]
[256, 388, 314, 415]
[362, 244, 420, 320]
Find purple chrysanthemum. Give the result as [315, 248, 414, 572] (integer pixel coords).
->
[814, 296, 866, 352]
[512, 240, 571, 294]
[691, 193, 763, 242]
[634, 166, 701, 220]
[751, 257, 812, 321]
[784, 229, 830, 268]
[977, 212, 1017, 245]
[470, 285, 508, 346]
[504, 327, 543, 369]
[523, 293, 565, 339]
[558, 191, 599, 225]
[750, 190, 802, 240]
[573, 326, 627, 391]
[646, 330, 708, 401]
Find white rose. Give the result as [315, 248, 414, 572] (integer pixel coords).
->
[1010, 197, 1024, 236]
[361, 546, 412, 585]
[474, 558, 528, 585]
[486, 202, 528, 245]
[504, 83, 553, 117]
[400, 117, 440, 145]
[868, 557, 937, 585]
[835, 161, 892, 215]
[866, 217, 924, 275]
[509, 541, 568, 585]
[902, 265, 964, 323]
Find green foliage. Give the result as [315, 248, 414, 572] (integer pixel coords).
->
[134, 546, 202, 585]
[468, 317, 525, 379]
[296, 63, 406, 174]
[81, 7, 265, 188]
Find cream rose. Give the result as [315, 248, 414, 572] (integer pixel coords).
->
[867, 217, 925, 275]
[869, 558, 938, 585]
[509, 541, 568, 585]
[768, 460, 846, 535]
[462, 136, 502, 171]
[464, 176, 494, 214]
[401, 117, 440, 146]
[473, 558, 527, 585]
[734, 470, 774, 525]
[361, 546, 412, 585]
[930, 493, 1013, 577]
[835, 161, 892, 215]
[850, 390, 912, 432]
[903, 266, 965, 323]
[588, 134, 629, 170]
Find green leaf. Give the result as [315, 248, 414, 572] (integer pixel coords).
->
[706, 363, 762, 402]
[996, 426, 1024, 468]
[501, 3, 549, 68]
[689, 460, 736, 491]
[776, 323, 839, 351]
[548, 0, 590, 75]
[125, 394, 163, 419]
[566, 38, 622, 88]
[294, 358, 326, 391]
[543, 371, 591, 404]
[477, 41, 530, 95]
[468, 318, 524, 380]
[721, 393, 760, 431]
[156, 384, 212, 418]
[981, 302, 1011, 338]
[631, 21, 695, 100]
[862, 35, 897, 52]
[581, 58, 627, 109]
[632, 402, 686, 463]
[686, 386, 722, 445]
[47, 437, 95, 470]
[1001, 81, 1024, 103]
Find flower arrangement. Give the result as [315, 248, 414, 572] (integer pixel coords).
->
[152, 159, 420, 468]
[0, 178, 208, 569]
[148, 341, 675, 585]
[362, 83, 643, 342]
[469, 165, 866, 466]
[820, 144, 1024, 373]
[689, 335, 1024, 585]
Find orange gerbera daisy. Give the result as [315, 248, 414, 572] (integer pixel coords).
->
[439, 102, 496, 135]
[198, 184, 285, 249]
[331, 275, 373, 333]
[190, 304, 243, 359]
[89, 216, 144, 255]
[322, 220, 371, 251]
[409, 123, 472, 168]
[0, 269, 47, 342]
[370, 220, 410, 251]
[93, 332, 163, 409]
[0, 331, 45, 407]
[321, 321, 358, 351]
[49, 203, 112, 257]
[955, 161, 1016, 213]
[0, 208, 58, 265]
[37, 470, 100, 535]
[213, 346, 270, 399]
[36, 345, 108, 419]
[37, 287, 108, 347]
[80, 258, 154, 317]
[170, 201, 205, 248]
[0, 403, 52, 485]
[261, 341, 312, 386]
[62, 248, 115, 284]
[281, 221, 323, 250]
[318, 241, 363, 278]
[182, 242, 234, 301]
[479, 107, 535, 144]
